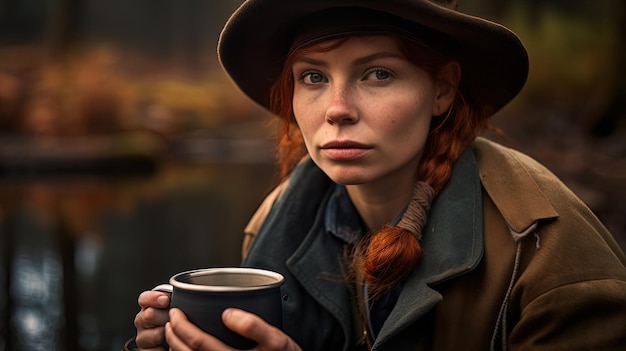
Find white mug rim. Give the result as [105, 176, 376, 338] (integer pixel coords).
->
[169, 267, 284, 292]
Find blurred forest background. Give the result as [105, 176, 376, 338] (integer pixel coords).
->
[0, 0, 624, 350]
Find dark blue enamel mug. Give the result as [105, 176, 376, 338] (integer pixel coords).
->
[153, 267, 284, 349]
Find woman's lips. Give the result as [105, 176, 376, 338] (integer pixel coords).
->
[320, 141, 372, 160]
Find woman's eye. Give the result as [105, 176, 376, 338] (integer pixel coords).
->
[365, 69, 392, 81]
[302, 72, 326, 84]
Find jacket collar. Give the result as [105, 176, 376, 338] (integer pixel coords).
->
[472, 137, 558, 234]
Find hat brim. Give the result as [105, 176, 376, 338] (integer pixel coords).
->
[218, 0, 528, 116]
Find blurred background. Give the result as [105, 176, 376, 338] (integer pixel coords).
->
[0, 0, 624, 350]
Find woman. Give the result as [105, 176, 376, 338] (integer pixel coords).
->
[129, 1, 626, 350]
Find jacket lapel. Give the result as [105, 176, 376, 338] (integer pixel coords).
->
[284, 161, 355, 349]
[472, 137, 558, 234]
[287, 211, 354, 342]
[375, 146, 485, 348]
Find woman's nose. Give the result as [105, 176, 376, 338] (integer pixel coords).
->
[325, 86, 359, 125]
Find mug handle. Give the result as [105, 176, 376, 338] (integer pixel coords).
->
[152, 283, 173, 296]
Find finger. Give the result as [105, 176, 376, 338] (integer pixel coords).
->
[135, 323, 165, 348]
[138, 290, 171, 309]
[222, 309, 294, 350]
[165, 321, 193, 351]
[135, 307, 170, 329]
[167, 308, 232, 351]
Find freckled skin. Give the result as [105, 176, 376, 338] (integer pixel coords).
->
[292, 35, 439, 194]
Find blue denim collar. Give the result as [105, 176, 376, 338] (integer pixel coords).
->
[325, 184, 407, 245]
[324, 184, 364, 245]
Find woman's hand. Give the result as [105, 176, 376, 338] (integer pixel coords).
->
[166, 308, 302, 351]
[134, 290, 171, 350]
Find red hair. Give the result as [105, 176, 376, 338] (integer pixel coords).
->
[269, 34, 489, 297]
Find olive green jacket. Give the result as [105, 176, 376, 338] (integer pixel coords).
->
[242, 137, 626, 351]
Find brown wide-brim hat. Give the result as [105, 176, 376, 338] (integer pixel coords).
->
[218, 0, 529, 116]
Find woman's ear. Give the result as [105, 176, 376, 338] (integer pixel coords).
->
[432, 61, 461, 116]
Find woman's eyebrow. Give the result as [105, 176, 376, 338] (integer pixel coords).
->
[353, 51, 404, 66]
[293, 56, 327, 67]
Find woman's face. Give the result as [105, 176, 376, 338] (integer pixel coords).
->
[292, 35, 446, 187]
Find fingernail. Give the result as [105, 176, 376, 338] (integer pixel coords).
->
[222, 308, 233, 320]
[168, 308, 177, 318]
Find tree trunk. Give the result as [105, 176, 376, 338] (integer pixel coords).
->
[47, 0, 84, 59]
[592, 0, 626, 137]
